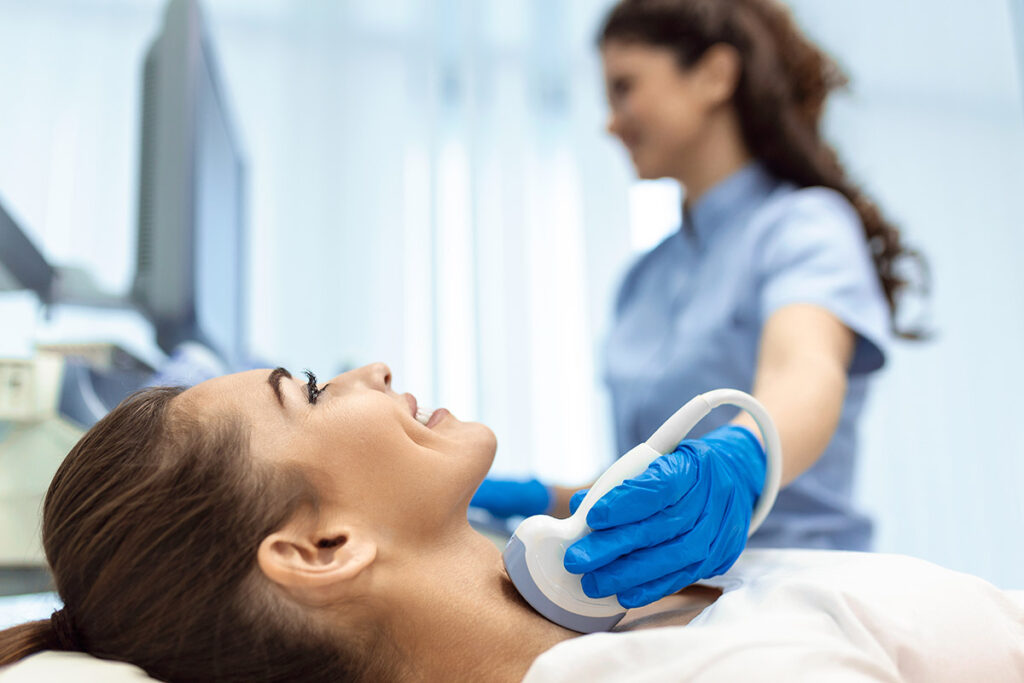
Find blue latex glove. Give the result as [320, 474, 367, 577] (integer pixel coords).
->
[471, 477, 552, 519]
[563, 425, 766, 608]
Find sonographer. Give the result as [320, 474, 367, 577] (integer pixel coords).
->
[471, 0, 927, 608]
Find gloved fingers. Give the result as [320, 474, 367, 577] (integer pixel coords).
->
[587, 448, 702, 529]
[568, 489, 589, 516]
[713, 486, 750, 546]
[564, 525, 636, 576]
[703, 525, 744, 578]
[564, 485, 710, 574]
[704, 491, 749, 576]
[704, 426, 768, 492]
[576, 520, 717, 598]
[708, 541, 744, 578]
[616, 563, 704, 609]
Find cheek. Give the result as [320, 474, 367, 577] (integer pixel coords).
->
[405, 422, 497, 521]
[305, 398, 498, 526]
[661, 89, 710, 140]
[620, 94, 652, 134]
[350, 422, 494, 507]
[418, 421, 496, 489]
[301, 407, 412, 496]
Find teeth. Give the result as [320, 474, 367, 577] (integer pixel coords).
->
[415, 408, 432, 425]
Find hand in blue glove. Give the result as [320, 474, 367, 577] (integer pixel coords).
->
[563, 425, 766, 608]
[470, 477, 552, 519]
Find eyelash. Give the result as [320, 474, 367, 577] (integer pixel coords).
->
[304, 370, 328, 405]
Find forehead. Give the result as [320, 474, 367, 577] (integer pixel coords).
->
[176, 369, 302, 460]
[602, 40, 681, 74]
[176, 369, 271, 416]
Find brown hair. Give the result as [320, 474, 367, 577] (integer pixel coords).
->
[600, 0, 929, 338]
[0, 386, 397, 681]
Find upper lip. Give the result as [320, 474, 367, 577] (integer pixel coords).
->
[404, 393, 418, 419]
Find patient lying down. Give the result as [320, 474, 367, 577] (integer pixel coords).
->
[0, 364, 1022, 682]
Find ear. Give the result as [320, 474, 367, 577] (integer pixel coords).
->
[695, 43, 742, 105]
[257, 517, 377, 604]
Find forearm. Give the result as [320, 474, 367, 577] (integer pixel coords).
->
[557, 365, 846, 514]
[730, 304, 855, 487]
[556, 307, 849, 515]
[730, 351, 847, 485]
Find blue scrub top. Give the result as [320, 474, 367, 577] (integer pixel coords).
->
[604, 162, 890, 551]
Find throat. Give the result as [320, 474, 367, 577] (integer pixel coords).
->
[393, 533, 578, 682]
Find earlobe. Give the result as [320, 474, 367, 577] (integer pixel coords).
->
[258, 522, 377, 601]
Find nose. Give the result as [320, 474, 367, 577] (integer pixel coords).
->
[366, 362, 392, 391]
[606, 111, 623, 139]
[327, 362, 393, 392]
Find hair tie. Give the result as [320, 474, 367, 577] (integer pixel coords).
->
[50, 608, 81, 651]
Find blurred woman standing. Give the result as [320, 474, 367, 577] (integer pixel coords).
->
[473, 0, 927, 607]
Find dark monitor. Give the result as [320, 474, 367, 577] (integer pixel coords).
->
[132, 0, 247, 367]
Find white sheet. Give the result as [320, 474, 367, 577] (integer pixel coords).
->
[0, 652, 153, 682]
[523, 549, 1024, 682]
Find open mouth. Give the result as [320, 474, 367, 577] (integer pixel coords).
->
[423, 408, 449, 428]
[406, 393, 448, 428]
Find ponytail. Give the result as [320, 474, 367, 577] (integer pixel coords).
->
[0, 619, 59, 667]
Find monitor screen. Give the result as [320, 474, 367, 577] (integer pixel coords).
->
[194, 43, 245, 366]
[132, 0, 247, 367]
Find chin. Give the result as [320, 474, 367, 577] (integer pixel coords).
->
[469, 423, 498, 463]
[454, 425, 498, 512]
[631, 156, 669, 180]
[462, 422, 498, 487]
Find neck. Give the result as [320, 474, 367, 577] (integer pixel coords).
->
[676, 105, 752, 207]
[382, 528, 577, 682]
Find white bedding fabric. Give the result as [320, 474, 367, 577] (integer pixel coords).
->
[3, 550, 1022, 682]
[0, 651, 152, 682]
[523, 549, 1024, 682]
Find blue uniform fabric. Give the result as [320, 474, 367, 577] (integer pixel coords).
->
[604, 162, 890, 550]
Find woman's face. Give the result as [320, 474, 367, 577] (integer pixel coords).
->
[601, 40, 719, 180]
[177, 362, 497, 544]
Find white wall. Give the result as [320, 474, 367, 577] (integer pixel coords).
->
[0, 0, 628, 484]
[0, 1, 159, 295]
[786, 0, 1024, 587]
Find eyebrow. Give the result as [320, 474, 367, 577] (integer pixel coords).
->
[268, 367, 292, 407]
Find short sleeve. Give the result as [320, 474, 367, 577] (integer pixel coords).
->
[758, 188, 890, 374]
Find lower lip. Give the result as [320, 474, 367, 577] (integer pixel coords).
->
[425, 408, 449, 429]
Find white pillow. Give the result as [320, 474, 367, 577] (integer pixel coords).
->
[0, 651, 159, 682]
